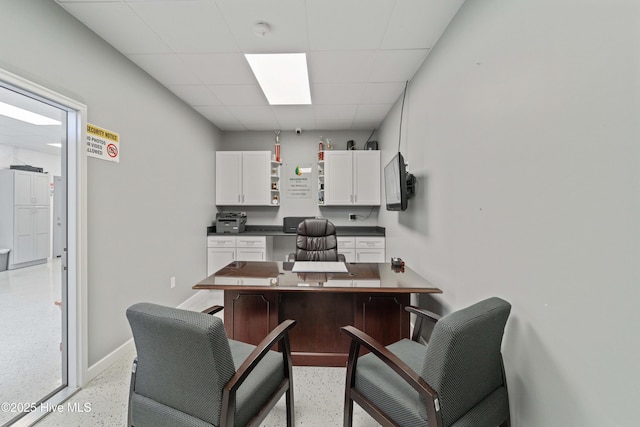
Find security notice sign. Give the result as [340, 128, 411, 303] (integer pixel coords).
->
[86, 123, 120, 162]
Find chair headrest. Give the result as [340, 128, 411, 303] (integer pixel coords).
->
[297, 218, 336, 237]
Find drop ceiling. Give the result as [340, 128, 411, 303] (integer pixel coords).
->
[54, 0, 465, 132]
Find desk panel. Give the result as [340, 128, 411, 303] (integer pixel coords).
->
[196, 261, 441, 366]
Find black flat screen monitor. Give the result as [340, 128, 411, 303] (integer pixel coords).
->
[384, 152, 408, 211]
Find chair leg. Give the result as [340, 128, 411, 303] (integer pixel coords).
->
[344, 392, 354, 427]
[128, 359, 137, 427]
[286, 387, 295, 427]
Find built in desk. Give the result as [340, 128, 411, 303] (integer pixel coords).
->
[193, 261, 442, 366]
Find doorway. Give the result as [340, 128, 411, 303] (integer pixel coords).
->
[0, 70, 86, 426]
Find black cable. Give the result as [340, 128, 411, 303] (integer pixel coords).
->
[366, 128, 375, 142]
[398, 80, 408, 152]
[355, 206, 376, 220]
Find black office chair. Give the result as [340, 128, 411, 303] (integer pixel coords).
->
[287, 218, 345, 262]
[126, 303, 296, 427]
[341, 297, 512, 427]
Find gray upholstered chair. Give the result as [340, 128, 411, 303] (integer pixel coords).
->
[341, 297, 511, 427]
[287, 218, 345, 262]
[126, 303, 296, 427]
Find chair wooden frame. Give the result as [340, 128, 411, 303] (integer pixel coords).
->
[128, 305, 296, 427]
[342, 305, 511, 427]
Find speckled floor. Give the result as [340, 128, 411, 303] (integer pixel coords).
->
[2, 260, 381, 426]
[0, 259, 63, 426]
[34, 345, 381, 426]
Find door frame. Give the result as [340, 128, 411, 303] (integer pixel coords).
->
[0, 67, 88, 414]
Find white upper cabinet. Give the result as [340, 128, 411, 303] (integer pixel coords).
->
[323, 150, 380, 206]
[216, 151, 278, 206]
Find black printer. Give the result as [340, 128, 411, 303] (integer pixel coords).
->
[215, 212, 247, 234]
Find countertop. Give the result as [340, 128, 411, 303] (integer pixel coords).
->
[206, 225, 385, 237]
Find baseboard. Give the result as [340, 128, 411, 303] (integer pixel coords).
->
[86, 338, 135, 383]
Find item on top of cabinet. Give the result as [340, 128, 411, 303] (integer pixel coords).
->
[347, 140, 355, 150]
[10, 164, 45, 173]
[274, 130, 281, 162]
[364, 140, 378, 150]
[215, 212, 247, 234]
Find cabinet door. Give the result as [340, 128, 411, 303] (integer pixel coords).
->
[242, 152, 271, 205]
[324, 151, 353, 205]
[33, 173, 50, 205]
[237, 248, 265, 261]
[356, 237, 385, 263]
[14, 207, 34, 264]
[356, 250, 385, 263]
[34, 206, 50, 260]
[337, 236, 356, 262]
[207, 247, 236, 277]
[353, 151, 380, 205]
[14, 171, 33, 205]
[216, 152, 243, 205]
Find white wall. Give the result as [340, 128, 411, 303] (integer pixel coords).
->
[0, 2, 221, 367]
[378, 0, 640, 425]
[220, 130, 380, 227]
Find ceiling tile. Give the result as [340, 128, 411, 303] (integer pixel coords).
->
[360, 82, 405, 104]
[354, 104, 393, 123]
[272, 105, 315, 122]
[128, 1, 238, 53]
[369, 49, 429, 82]
[308, 51, 376, 83]
[311, 83, 365, 105]
[167, 85, 221, 106]
[381, 0, 465, 49]
[314, 105, 357, 121]
[208, 85, 268, 106]
[215, 0, 308, 53]
[227, 106, 276, 123]
[59, 2, 170, 54]
[306, 0, 396, 50]
[179, 53, 256, 85]
[128, 54, 202, 85]
[193, 105, 238, 122]
[315, 120, 353, 131]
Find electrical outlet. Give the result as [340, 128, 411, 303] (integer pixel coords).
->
[349, 213, 356, 221]
[170, 276, 176, 289]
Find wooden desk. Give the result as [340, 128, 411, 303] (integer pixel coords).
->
[193, 261, 441, 366]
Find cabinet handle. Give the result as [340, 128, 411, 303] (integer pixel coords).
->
[238, 195, 241, 202]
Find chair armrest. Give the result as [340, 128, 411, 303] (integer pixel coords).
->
[202, 305, 224, 315]
[338, 253, 346, 262]
[405, 306, 441, 322]
[287, 253, 296, 262]
[405, 306, 440, 342]
[224, 319, 297, 394]
[341, 325, 441, 424]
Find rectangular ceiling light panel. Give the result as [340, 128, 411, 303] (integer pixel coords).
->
[245, 53, 311, 105]
[0, 101, 61, 125]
